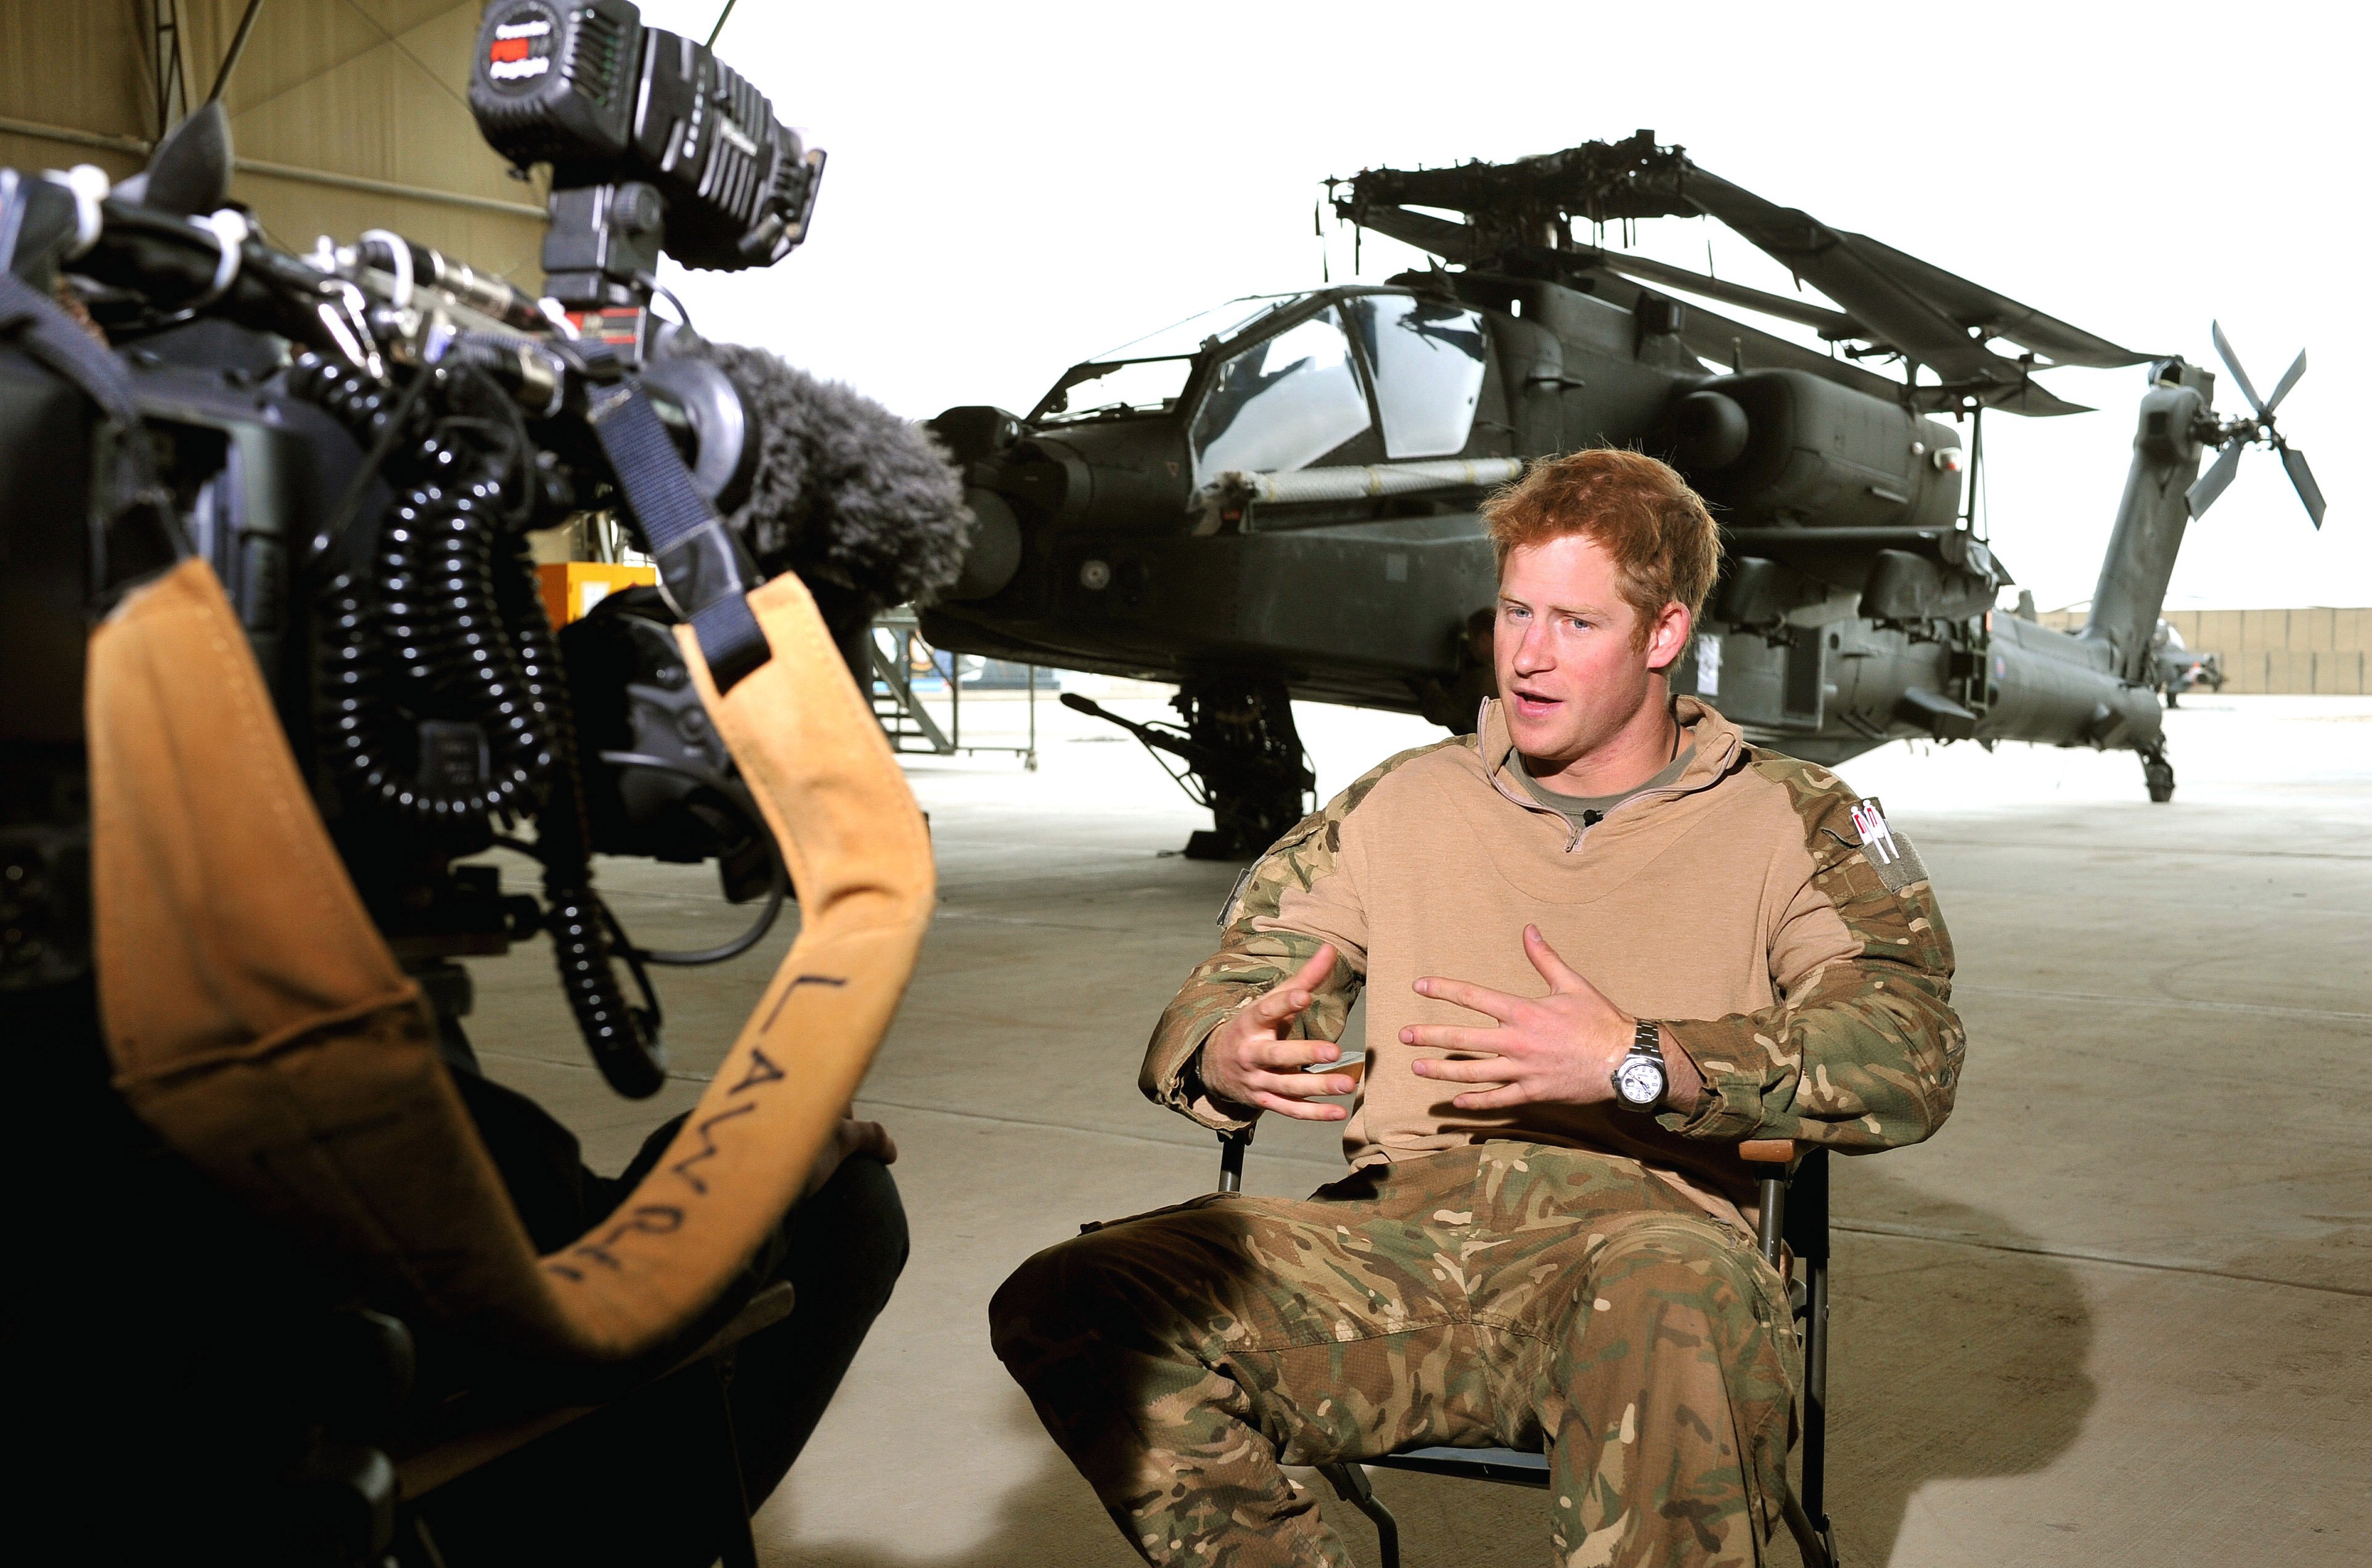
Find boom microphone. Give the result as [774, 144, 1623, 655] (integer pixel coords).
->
[669, 342, 972, 614]
[554, 341, 971, 945]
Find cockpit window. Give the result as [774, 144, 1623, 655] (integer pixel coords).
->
[1189, 306, 1372, 481]
[1036, 357, 1194, 423]
[1343, 295, 1488, 459]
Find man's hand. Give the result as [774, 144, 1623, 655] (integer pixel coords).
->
[801, 1116, 898, 1203]
[1198, 944, 1360, 1122]
[1404, 925, 1701, 1113]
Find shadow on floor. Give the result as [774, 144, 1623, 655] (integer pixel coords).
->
[1807, 1162, 2098, 1566]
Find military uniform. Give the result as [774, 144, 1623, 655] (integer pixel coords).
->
[993, 696, 1961, 1566]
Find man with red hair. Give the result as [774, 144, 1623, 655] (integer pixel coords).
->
[993, 449, 1965, 1566]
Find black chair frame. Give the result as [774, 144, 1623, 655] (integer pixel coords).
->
[1215, 1129, 1839, 1568]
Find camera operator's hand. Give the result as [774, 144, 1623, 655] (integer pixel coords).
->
[1198, 945, 1359, 1122]
[802, 1116, 898, 1203]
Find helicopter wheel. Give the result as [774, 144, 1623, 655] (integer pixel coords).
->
[2141, 745, 2176, 804]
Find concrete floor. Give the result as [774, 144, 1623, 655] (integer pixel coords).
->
[463, 691, 2372, 1567]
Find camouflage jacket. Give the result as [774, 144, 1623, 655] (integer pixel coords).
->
[1140, 697, 1964, 1208]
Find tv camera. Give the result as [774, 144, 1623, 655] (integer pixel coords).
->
[0, 1, 967, 1098]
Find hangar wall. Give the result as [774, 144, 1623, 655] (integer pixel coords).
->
[2038, 606, 2370, 694]
[0, 0, 547, 287]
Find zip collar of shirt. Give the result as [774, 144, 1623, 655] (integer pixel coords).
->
[1479, 695, 1746, 852]
[1515, 743, 1698, 823]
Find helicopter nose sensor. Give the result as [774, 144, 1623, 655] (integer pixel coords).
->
[945, 488, 1024, 601]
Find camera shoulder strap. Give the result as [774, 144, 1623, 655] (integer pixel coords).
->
[0, 271, 134, 422]
[0, 271, 184, 607]
[583, 375, 772, 692]
[93, 556, 932, 1362]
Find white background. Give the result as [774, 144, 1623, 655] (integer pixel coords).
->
[637, 0, 2368, 613]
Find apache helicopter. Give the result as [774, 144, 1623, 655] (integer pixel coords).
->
[920, 133, 2324, 859]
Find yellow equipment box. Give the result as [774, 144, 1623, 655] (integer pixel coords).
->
[538, 562, 658, 627]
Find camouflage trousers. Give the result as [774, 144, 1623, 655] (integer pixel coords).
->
[990, 1142, 1797, 1568]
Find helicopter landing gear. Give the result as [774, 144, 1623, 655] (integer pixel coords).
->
[1174, 679, 1317, 860]
[2140, 743, 2176, 804]
[1058, 676, 1316, 860]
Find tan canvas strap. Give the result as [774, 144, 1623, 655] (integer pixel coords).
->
[91, 557, 932, 1360]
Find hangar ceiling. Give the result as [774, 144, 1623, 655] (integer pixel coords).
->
[0, 0, 550, 287]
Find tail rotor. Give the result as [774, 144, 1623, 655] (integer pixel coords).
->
[2278, 443, 2327, 529]
[2187, 321, 2325, 528]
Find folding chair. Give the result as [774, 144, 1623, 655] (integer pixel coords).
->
[1215, 1129, 1839, 1568]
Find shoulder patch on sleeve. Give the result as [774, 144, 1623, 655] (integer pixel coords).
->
[1747, 750, 1932, 892]
[1217, 864, 1255, 928]
[1846, 796, 1929, 892]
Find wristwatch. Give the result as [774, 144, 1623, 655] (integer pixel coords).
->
[1609, 1019, 1668, 1112]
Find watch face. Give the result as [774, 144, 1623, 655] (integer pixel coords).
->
[1614, 1056, 1666, 1108]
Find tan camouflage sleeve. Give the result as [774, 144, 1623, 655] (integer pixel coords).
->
[1138, 759, 1398, 1132]
[1658, 759, 1965, 1152]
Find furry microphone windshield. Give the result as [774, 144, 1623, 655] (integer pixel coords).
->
[675, 340, 971, 611]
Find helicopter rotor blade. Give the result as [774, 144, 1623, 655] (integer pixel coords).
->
[2210, 320, 2267, 416]
[2185, 441, 2245, 519]
[2260, 348, 2308, 417]
[2278, 443, 2327, 530]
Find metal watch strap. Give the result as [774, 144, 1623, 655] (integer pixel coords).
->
[1610, 1018, 1667, 1113]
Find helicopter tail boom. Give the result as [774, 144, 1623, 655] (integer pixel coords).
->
[2080, 362, 2215, 684]
[1984, 618, 2164, 753]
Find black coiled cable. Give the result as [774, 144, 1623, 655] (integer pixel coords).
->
[288, 353, 668, 1098]
[296, 356, 555, 823]
[520, 552, 667, 1097]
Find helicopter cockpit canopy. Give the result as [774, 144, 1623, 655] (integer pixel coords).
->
[1347, 294, 1489, 459]
[1029, 289, 1490, 484]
